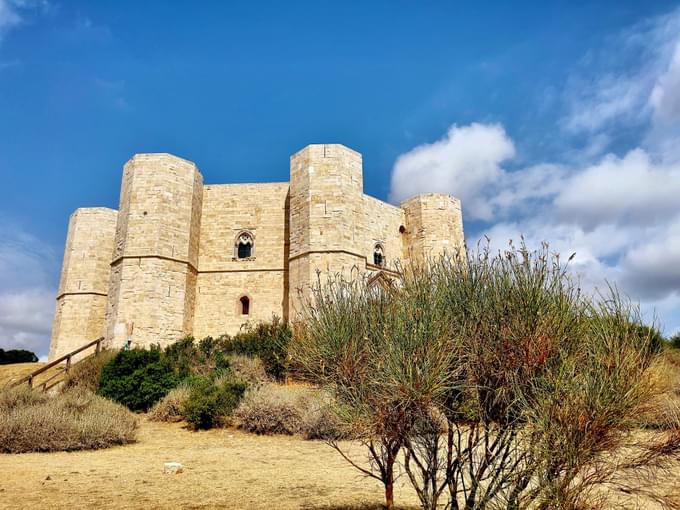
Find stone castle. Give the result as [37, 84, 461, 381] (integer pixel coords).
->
[48, 144, 465, 361]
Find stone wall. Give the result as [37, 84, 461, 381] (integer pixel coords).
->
[362, 194, 407, 271]
[192, 182, 289, 338]
[49, 208, 118, 360]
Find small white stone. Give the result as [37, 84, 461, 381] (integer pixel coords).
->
[163, 462, 183, 474]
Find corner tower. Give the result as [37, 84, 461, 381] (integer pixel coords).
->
[288, 144, 365, 315]
[49, 208, 118, 361]
[105, 154, 203, 349]
[401, 193, 465, 264]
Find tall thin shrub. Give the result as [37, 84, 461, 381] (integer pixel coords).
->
[290, 242, 680, 510]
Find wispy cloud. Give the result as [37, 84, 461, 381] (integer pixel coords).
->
[0, 0, 50, 42]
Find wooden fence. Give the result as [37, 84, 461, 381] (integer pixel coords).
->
[11, 337, 105, 392]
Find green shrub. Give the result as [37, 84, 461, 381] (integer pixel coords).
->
[181, 375, 246, 430]
[218, 317, 291, 379]
[98, 347, 180, 411]
[0, 386, 137, 453]
[164, 336, 230, 377]
[62, 350, 117, 393]
[291, 243, 680, 510]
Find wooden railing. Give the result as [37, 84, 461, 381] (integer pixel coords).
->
[11, 337, 105, 392]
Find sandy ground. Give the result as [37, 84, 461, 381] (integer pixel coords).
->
[0, 417, 420, 510]
[2, 418, 678, 510]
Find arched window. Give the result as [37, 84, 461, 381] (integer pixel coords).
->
[240, 295, 250, 315]
[235, 232, 254, 259]
[373, 244, 385, 267]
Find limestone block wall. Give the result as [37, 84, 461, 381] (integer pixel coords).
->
[192, 182, 289, 338]
[49, 208, 118, 361]
[401, 193, 465, 264]
[362, 195, 407, 271]
[105, 154, 203, 349]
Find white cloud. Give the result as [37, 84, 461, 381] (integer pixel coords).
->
[554, 149, 680, 230]
[389, 123, 515, 221]
[563, 7, 680, 135]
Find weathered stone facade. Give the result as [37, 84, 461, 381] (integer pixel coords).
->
[49, 144, 465, 360]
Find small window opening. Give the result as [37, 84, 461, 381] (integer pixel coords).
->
[373, 244, 385, 267]
[399, 225, 406, 234]
[236, 232, 254, 259]
[240, 296, 250, 315]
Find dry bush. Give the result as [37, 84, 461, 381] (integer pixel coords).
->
[61, 350, 117, 393]
[234, 383, 306, 435]
[148, 384, 192, 422]
[637, 350, 680, 429]
[301, 394, 349, 440]
[235, 382, 346, 439]
[0, 385, 137, 453]
[228, 355, 269, 385]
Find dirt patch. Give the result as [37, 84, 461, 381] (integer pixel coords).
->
[0, 417, 419, 509]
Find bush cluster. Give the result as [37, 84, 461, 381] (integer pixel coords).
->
[97, 318, 290, 423]
[147, 384, 192, 423]
[217, 318, 291, 380]
[0, 348, 38, 365]
[0, 386, 137, 453]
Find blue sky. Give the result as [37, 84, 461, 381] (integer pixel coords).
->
[1, 1, 680, 357]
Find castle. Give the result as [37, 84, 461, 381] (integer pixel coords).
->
[48, 144, 465, 361]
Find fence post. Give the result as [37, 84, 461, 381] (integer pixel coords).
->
[28, 375, 33, 389]
[96, 339, 101, 355]
[66, 354, 72, 374]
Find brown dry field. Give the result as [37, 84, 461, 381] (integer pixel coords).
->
[2, 417, 679, 510]
[0, 362, 63, 389]
[0, 416, 420, 510]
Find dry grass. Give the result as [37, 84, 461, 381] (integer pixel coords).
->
[637, 349, 680, 429]
[148, 384, 192, 423]
[0, 362, 63, 389]
[0, 386, 138, 453]
[61, 350, 118, 393]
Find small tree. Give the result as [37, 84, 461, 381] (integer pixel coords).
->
[670, 332, 680, 349]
